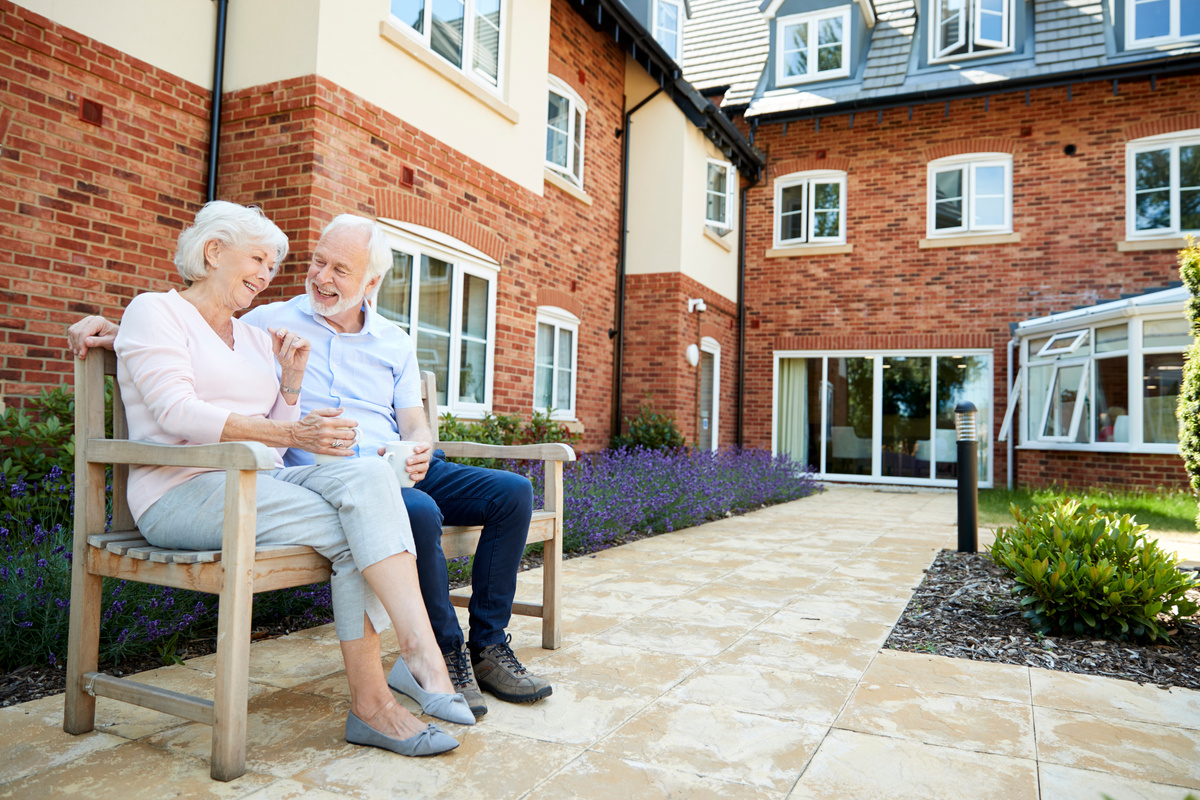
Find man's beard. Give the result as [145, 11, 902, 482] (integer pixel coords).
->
[306, 278, 364, 318]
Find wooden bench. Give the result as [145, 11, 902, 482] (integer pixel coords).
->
[63, 349, 574, 780]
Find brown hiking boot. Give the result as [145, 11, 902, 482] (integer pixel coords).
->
[470, 635, 553, 703]
[445, 642, 487, 718]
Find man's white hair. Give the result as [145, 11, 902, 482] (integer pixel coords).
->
[174, 201, 289, 285]
[321, 214, 393, 288]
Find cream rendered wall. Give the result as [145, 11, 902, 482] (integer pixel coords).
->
[12, 0, 218, 87]
[311, 0, 551, 194]
[623, 60, 739, 303]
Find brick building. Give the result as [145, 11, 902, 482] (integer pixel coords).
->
[0, 0, 761, 452]
[685, 0, 1200, 489]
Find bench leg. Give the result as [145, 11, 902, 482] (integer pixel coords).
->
[63, 567, 102, 735]
[210, 469, 256, 781]
[541, 462, 563, 650]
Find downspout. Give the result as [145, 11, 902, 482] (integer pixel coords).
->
[611, 87, 662, 437]
[1007, 337, 1017, 490]
[736, 181, 748, 447]
[206, 0, 230, 203]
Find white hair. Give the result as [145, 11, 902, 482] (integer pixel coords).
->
[321, 214, 393, 285]
[174, 201, 289, 285]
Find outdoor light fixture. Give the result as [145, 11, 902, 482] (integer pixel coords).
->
[688, 298, 707, 313]
[686, 344, 700, 367]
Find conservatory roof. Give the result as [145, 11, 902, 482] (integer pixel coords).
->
[1014, 286, 1188, 338]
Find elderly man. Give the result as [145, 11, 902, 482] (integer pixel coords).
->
[68, 214, 552, 716]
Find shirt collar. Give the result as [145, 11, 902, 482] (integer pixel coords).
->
[297, 295, 382, 338]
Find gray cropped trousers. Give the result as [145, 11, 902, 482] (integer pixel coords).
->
[137, 458, 416, 641]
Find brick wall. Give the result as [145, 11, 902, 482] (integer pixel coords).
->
[742, 74, 1199, 488]
[0, 0, 210, 403]
[622, 272, 739, 448]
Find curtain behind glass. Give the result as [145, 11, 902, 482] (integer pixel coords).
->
[777, 358, 808, 467]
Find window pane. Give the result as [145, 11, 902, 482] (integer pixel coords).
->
[546, 91, 570, 168]
[557, 327, 573, 371]
[935, 168, 963, 229]
[472, 0, 501, 84]
[783, 22, 808, 76]
[974, 196, 1005, 228]
[391, 0, 425, 32]
[534, 323, 554, 409]
[1136, 149, 1170, 191]
[974, 164, 1005, 197]
[1095, 323, 1128, 352]
[431, 0, 465, 67]
[1184, 0, 1200, 35]
[461, 273, 489, 341]
[459, 340, 487, 403]
[707, 164, 728, 225]
[655, 0, 679, 56]
[418, 256, 452, 333]
[1143, 317, 1191, 348]
[826, 357, 874, 475]
[1134, 0, 1170, 40]
[935, 355, 989, 481]
[416, 330, 449, 405]
[1095, 357, 1129, 442]
[1137, 190, 1172, 230]
[776, 357, 822, 470]
[978, 0, 1005, 42]
[936, 199, 962, 229]
[572, 108, 584, 182]
[1027, 363, 1051, 436]
[812, 210, 840, 238]
[1183, 145, 1200, 230]
[1041, 364, 1084, 438]
[816, 18, 842, 72]
[1135, 149, 1171, 230]
[556, 366, 572, 409]
[377, 251, 413, 329]
[813, 182, 840, 210]
[882, 356, 932, 479]
[936, 169, 963, 201]
[780, 184, 806, 240]
[1143, 352, 1183, 444]
[939, 0, 962, 47]
[1183, 190, 1200, 231]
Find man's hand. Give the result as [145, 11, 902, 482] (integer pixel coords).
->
[377, 441, 432, 483]
[68, 316, 119, 358]
[293, 408, 360, 456]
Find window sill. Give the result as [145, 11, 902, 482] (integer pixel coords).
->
[766, 244, 853, 257]
[1116, 237, 1192, 252]
[1014, 442, 1180, 455]
[704, 226, 734, 252]
[544, 169, 592, 205]
[379, 20, 519, 125]
[919, 232, 1021, 249]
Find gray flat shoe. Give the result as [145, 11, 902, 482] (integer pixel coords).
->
[387, 655, 476, 726]
[345, 711, 459, 757]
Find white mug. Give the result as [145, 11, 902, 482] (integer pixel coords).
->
[382, 440, 421, 488]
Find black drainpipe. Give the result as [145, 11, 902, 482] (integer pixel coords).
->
[611, 87, 662, 437]
[206, 0, 229, 202]
[736, 182, 748, 446]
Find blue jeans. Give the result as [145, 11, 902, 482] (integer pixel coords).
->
[403, 451, 534, 653]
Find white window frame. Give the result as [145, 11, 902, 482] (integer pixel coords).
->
[926, 153, 1013, 238]
[389, 0, 506, 92]
[700, 336, 721, 450]
[533, 305, 579, 420]
[1036, 329, 1089, 357]
[1125, 0, 1200, 49]
[1017, 314, 1191, 453]
[376, 224, 499, 417]
[774, 170, 848, 247]
[653, 0, 685, 62]
[929, 0, 1013, 63]
[776, 7, 853, 86]
[1036, 358, 1090, 443]
[1125, 129, 1200, 240]
[770, 348, 995, 488]
[705, 159, 735, 230]
[545, 76, 587, 188]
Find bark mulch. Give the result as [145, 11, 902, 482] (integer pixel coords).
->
[885, 548, 1200, 691]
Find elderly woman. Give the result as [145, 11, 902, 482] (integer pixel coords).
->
[113, 201, 470, 758]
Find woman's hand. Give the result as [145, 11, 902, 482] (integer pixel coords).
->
[270, 327, 309, 404]
[292, 408, 359, 456]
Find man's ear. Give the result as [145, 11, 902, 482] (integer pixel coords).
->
[364, 274, 383, 305]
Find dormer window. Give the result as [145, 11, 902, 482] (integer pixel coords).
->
[930, 0, 1012, 63]
[1126, 0, 1200, 49]
[653, 0, 684, 62]
[776, 7, 852, 86]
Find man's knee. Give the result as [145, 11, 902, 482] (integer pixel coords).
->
[490, 469, 534, 521]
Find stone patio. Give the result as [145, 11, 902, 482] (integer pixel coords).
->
[2, 486, 1198, 799]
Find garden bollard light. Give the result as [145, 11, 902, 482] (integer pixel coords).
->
[955, 401, 978, 554]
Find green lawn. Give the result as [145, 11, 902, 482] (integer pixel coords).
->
[979, 487, 1199, 533]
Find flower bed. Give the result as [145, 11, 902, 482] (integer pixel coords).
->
[1, 448, 818, 672]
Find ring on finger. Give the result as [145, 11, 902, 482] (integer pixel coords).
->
[333, 439, 344, 449]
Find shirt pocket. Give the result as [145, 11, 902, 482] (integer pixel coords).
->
[335, 349, 395, 411]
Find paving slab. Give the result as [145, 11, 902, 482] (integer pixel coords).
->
[3, 485, 1198, 799]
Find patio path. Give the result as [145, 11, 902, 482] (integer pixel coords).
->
[2, 486, 1198, 799]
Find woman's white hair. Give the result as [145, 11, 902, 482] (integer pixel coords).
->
[174, 201, 289, 285]
[321, 214, 394, 286]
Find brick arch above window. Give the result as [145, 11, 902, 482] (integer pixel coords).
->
[1126, 114, 1200, 142]
[699, 321, 727, 343]
[922, 138, 1016, 162]
[547, 62, 586, 103]
[769, 157, 852, 180]
[375, 192, 507, 264]
[537, 288, 583, 319]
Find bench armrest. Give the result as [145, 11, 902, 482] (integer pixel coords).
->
[435, 441, 576, 462]
[87, 439, 277, 471]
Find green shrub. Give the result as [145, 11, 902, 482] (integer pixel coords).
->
[989, 499, 1198, 642]
[610, 403, 686, 450]
[1177, 235, 1200, 529]
[438, 409, 579, 468]
[1, 382, 113, 483]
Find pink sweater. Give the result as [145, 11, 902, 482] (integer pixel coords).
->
[113, 290, 300, 521]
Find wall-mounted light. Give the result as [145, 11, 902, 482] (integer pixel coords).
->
[688, 298, 707, 313]
[686, 344, 700, 367]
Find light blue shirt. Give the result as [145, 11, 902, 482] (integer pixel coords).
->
[241, 295, 423, 467]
